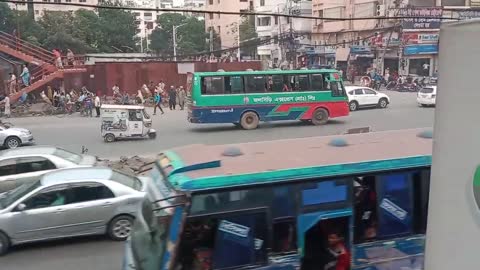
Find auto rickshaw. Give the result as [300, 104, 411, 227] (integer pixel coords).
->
[100, 104, 156, 142]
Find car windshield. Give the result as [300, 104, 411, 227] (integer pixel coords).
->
[420, 88, 435, 94]
[111, 171, 143, 191]
[53, 148, 83, 164]
[0, 180, 41, 209]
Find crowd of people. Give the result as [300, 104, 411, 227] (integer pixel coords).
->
[112, 81, 187, 115]
[39, 86, 101, 117]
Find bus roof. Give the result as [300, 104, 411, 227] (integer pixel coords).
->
[163, 128, 432, 192]
[193, 69, 339, 77]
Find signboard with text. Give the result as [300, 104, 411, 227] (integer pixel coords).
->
[399, 7, 443, 30]
[404, 44, 439, 55]
[403, 33, 439, 44]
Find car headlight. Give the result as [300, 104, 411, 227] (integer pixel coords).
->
[21, 131, 30, 136]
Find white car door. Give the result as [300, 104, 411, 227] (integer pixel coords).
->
[363, 88, 379, 105]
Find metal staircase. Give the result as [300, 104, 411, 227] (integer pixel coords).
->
[0, 31, 87, 101]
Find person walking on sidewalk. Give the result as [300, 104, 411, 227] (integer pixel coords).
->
[177, 86, 186, 110]
[153, 90, 164, 115]
[94, 93, 101, 117]
[168, 85, 177, 110]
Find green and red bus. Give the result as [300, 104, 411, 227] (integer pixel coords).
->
[186, 69, 349, 130]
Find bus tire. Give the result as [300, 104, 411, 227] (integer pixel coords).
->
[240, 111, 259, 130]
[311, 108, 329, 126]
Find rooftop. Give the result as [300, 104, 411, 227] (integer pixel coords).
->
[41, 167, 114, 186]
[1, 146, 58, 158]
[194, 69, 340, 76]
[164, 128, 433, 191]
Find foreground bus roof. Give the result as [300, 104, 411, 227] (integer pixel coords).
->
[193, 69, 339, 77]
[162, 128, 433, 192]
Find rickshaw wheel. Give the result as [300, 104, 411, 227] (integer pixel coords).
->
[148, 132, 156, 139]
[105, 133, 115, 143]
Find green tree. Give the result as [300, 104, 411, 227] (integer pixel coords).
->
[239, 15, 258, 58]
[0, 3, 14, 33]
[97, 1, 138, 53]
[150, 13, 207, 57]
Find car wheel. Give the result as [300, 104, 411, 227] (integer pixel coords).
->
[0, 232, 10, 256]
[108, 215, 134, 241]
[378, 98, 388, 109]
[311, 108, 329, 126]
[104, 133, 115, 143]
[4, 136, 21, 149]
[240, 111, 259, 130]
[349, 101, 358, 111]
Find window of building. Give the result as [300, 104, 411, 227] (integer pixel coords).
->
[257, 17, 271, 27]
[217, 0, 220, 3]
[144, 12, 153, 21]
[201, 77, 225, 95]
[354, 2, 375, 18]
[245, 76, 267, 93]
[260, 0, 265, 6]
[274, 16, 278, 25]
[209, 13, 214, 19]
[217, 26, 221, 35]
[53, 0, 61, 3]
[79, 0, 86, 2]
[323, 7, 345, 22]
[217, 13, 220, 19]
[209, 0, 213, 4]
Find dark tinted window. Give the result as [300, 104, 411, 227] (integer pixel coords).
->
[354, 89, 363, 95]
[128, 110, 143, 121]
[0, 159, 17, 176]
[202, 77, 225, 95]
[69, 182, 115, 204]
[310, 74, 324, 90]
[364, 89, 376, 95]
[420, 88, 434, 94]
[271, 75, 284, 92]
[330, 81, 346, 97]
[293, 75, 310, 91]
[245, 76, 267, 93]
[224, 76, 244, 94]
[191, 185, 295, 218]
[23, 184, 69, 210]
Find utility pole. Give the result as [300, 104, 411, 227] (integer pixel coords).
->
[210, 27, 214, 52]
[173, 23, 187, 62]
[237, 18, 241, 60]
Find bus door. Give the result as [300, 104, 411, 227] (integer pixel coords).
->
[297, 179, 352, 270]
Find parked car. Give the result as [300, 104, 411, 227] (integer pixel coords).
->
[0, 122, 34, 149]
[0, 146, 97, 193]
[0, 167, 148, 255]
[417, 86, 437, 107]
[345, 86, 391, 111]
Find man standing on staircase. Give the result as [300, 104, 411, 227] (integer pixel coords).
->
[53, 49, 63, 69]
[8, 73, 17, 95]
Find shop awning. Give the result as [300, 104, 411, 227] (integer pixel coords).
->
[336, 47, 350, 62]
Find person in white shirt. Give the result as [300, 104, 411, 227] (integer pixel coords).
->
[1, 96, 11, 118]
[8, 73, 17, 95]
[94, 94, 101, 117]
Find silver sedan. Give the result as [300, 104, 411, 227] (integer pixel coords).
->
[0, 122, 34, 149]
[0, 167, 147, 255]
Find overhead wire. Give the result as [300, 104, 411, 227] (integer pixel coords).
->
[0, 0, 460, 21]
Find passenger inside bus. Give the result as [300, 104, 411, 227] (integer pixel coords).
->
[177, 219, 217, 270]
[301, 218, 350, 270]
[353, 176, 378, 243]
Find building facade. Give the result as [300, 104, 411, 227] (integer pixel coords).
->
[8, 0, 98, 18]
[255, 0, 313, 69]
[205, 0, 252, 51]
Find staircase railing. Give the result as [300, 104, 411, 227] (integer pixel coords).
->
[0, 31, 55, 65]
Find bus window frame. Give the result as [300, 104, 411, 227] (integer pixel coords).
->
[201, 76, 226, 95]
[299, 178, 353, 214]
[183, 206, 271, 270]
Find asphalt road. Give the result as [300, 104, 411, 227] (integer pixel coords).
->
[6, 91, 433, 159]
[0, 91, 435, 270]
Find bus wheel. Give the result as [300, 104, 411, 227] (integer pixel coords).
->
[240, 111, 259, 130]
[311, 108, 329, 126]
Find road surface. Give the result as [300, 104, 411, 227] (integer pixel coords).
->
[0, 91, 434, 270]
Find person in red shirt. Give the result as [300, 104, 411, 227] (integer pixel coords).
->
[324, 231, 351, 270]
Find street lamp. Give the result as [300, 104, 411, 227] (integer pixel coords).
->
[173, 23, 188, 61]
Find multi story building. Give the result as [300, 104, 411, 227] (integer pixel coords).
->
[8, 0, 98, 18]
[255, 0, 313, 68]
[205, 0, 252, 52]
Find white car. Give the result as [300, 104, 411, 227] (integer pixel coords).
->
[417, 86, 437, 106]
[0, 146, 97, 193]
[345, 86, 390, 111]
[0, 122, 34, 149]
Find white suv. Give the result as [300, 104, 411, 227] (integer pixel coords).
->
[345, 86, 391, 111]
[417, 86, 437, 107]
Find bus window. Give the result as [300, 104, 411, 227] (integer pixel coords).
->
[301, 179, 350, 209]
[294, 74, 310, 92]
[377, 173, 413, 238]
[353, 176, 378, 244]
[272, 218, 297, 253]
[202, 76, 224, 95]
[245, 76, 267, 93]
[177, 211, 268, 270]
[224, 76, 244, 94]
[310, 74, 324, 91]
[271, 75, 284, 92]
[330, 81, 346, 97]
